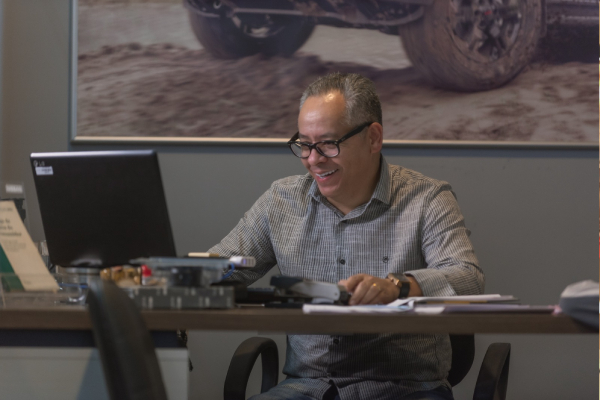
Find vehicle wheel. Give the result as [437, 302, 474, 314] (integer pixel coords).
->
[188, 9, 315, 59]
[399, 0, 542, 91]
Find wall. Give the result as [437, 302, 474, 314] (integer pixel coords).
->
[1, 1, 597, 399]
[0, 0, 3, 176]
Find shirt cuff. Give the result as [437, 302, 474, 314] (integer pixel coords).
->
[405, 268, 457, 297]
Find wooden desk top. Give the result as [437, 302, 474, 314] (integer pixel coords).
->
[0, 307, 594, 334]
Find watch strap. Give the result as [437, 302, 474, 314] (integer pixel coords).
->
[387, 273, 410, 299]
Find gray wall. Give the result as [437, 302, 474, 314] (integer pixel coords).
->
[1, 1, 597, 399]
[0, 0, 3, 170]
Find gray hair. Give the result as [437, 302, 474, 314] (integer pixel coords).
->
[299, 72, 382, 128]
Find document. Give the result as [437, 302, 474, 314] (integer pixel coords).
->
[303, 303, 413, 314]
[0, 201, 58, 291]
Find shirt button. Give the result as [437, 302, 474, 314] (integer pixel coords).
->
[333, 338, 340, 344]
[330, 371, 337, 377]
[339, 259, 345, 265]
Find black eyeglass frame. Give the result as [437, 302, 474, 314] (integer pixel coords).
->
[287, 122, 374, 159]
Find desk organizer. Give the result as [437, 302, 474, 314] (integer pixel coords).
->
[123, 285, 235, 310]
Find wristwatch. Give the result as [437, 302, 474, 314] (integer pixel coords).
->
[387, 273, 411, 299]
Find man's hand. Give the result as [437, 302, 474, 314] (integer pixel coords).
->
[338, 274, 400, 305]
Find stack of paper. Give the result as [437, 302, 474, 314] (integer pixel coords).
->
[302, 294, 555, 315]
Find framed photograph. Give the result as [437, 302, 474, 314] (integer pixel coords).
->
[71, 0, 598, 147]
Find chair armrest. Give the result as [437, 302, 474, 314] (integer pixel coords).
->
[473, 343, 511, 400]
[224, 337, 279, 400]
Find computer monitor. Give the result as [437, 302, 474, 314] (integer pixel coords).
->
[30, 150, 176, 268]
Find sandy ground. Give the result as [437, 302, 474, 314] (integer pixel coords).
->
[76, 3, 598, 142]
[77, 4, 410, 68]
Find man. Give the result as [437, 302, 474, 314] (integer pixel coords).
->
[209, 73, 484, 400]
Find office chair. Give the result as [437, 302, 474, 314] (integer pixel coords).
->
[87, 279, 168, 400]
[224, 335, 510, 400]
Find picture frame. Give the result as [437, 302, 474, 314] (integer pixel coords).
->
[69, 0, 598, 148]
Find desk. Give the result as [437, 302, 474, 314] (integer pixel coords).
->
[0, 307, 594, 400]
[0, 306, 191, 400]
[0, 306, 594, 334]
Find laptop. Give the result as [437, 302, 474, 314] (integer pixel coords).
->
[30, 150, 177, 269]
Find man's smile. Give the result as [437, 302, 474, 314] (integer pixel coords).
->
[315, 169, 339, 179]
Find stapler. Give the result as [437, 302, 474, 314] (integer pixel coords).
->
[232, 276, 351, 308]
[270, 276, 350, 305]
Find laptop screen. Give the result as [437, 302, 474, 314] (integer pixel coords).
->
[30, 150, 176, 268]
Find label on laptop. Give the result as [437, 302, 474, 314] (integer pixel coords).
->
[35, 166, 53, 176]
[4, 183, 23, 194]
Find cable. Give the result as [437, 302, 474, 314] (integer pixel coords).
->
[221, 264, 235, 280]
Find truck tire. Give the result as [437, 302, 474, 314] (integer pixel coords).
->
[399, 0, 543, 91]
[188, 11, 315, 59]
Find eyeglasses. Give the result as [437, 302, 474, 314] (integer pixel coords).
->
[287, 122, 373, 159]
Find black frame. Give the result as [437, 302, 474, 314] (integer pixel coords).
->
[287, 122, 374, 158]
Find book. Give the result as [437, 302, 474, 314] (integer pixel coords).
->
[414, 304, 555, 314]
[389, 294, 519, 307]
[0, 200, 58, 291]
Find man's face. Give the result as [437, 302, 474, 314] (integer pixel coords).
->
[297, 92, 381, 211]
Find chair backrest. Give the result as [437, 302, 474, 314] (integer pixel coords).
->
[87, 279, 168, 400]
[447, 334, 475, 387]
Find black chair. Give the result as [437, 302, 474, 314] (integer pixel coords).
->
[224, 335, 510, 400]
[87, 279, 168, 400]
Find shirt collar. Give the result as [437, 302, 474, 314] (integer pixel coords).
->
[307, 155, 392, 206]
[371, 155, 391, 206]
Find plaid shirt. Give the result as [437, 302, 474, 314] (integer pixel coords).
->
[210, 156, 483, 399]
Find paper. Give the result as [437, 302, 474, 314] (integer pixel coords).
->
[0, 201, 58, 291]
[302, 303, 413, 314]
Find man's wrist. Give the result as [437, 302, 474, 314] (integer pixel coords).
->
[405, 275, 423, 297]
[387, 273, 411, 298]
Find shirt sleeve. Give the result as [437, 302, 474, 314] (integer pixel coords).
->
[405, 183, 484, 296]
[208, 188, 278, 286]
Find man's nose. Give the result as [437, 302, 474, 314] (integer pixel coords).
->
[307, 148, 326, 165]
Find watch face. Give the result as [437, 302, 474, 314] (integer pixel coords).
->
[388, 273, 410, 298]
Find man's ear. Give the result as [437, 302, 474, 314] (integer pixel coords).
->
[368, 123, 383, 154]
